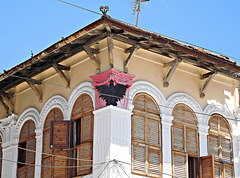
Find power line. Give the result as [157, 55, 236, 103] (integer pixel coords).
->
[57, 0, 102, 16]
[0, 71, 239, 124]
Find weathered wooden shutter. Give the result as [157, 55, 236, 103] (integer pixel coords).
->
[186, 127, 198, 154]
[132, 144, 146, 174]
[77, 142, 92, 175]
[209, 115, 218, 131]
[214, 162, 221, 178]
[41, 157, 51, 178]
[172, 123, 184, 151]
[148, 118, 160, 145]
[148, 148, 161, 176]
[81, 114, 93, 142]
[200, 155, 215, 178]
[208, 134, 219, 160]
[26, 166, 34, 178]
[224, 164, 234, 178]
[173, 152, 186, 178]
[133, 114, 145, 142]
[27, 138, 35, 163]
[221, 136, 231, 162]
[53, 150, 68, 177]
[220, 118, 230, 135]
[50, 121, 70, 149]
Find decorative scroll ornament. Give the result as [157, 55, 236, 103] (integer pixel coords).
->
[233, 107, 240, 120]
[90, 68, 135, 109]
[100, 6, 109, 15]
[0, 114, 17, 129]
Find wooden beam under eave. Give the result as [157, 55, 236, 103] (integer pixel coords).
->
[200, 72, 217, 98]
[0, 92, 14, 113]
[26, 80, 43, 102]
[83, 46, 101, 73]
[124, 44, 139, 73]
[163, 58, 182, 87]
[0, 97, 10, 114]
[105, 24, 114, 68]
[52, 63, 71, 87]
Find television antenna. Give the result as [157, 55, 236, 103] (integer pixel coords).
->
[132, 0, 150, 27]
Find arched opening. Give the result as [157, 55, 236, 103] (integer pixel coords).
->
[172, 104, 198, 178]
[17, 120, 36, 177]
[208, 114, 234, 177]
[132, 93, 162, 177]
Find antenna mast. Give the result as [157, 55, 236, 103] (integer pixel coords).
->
[133, 0, 150, 27]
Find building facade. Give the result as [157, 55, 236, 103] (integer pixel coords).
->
[0, 14, 240, 178]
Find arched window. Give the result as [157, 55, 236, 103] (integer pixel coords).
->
[132, 93, 162, 177]
[172, 104, 198, 178]
[17, 120, 36, 178]
[208, 114, 234, 177]
[41, 108, 68, 177]
[70, 94, 94, 177]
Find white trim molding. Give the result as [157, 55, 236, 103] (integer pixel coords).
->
[129, 81, 167, 114]
[67, 82, 95, 120]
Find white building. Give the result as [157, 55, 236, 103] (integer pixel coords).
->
[0, 14, 239, 178]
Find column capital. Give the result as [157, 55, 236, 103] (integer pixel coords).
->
[161, 114, 174, 126]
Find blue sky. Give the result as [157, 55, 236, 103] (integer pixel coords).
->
[0, 0, 240, 72]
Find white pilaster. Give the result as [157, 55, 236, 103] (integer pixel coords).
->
[92, 105, 132, 178]
[34, 128, 43, 178]
[2, 144, 18, 178]
[161, 113, 173, 178]
[198, 122, 209, 156]
[232, 136, 239, 178]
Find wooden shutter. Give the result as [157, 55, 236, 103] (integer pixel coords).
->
[133, 114, 145, 142]
[200, 155, 215, 178]
[186, 127, 198, 154]
[77, 142, 92, 175]
[81, 114, 93, 142]
[209, 115, 218, 131]
[224, 164, 234, 178]
[221, 136, 231, 162]
[148, 148, 161, 176]
[53, 150, 68, 177]
[214, 162, 221, 178]
[42, 157, 51, 178]
[208, 134, 219, 160]
[26, 166, 34, 178]
[0, 137, 2, 178]
[220, 118, 230, 135]
[27, 138, 35, 163]
[172, 124, 184, 151]
[173, 152, 186, 178]
[148, 118, 160, 145]
[50, 121, 70, 149]
[132, 144, 146, 174]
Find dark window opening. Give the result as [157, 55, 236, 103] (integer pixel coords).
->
[18, 142, 27, 168]
[188, 156, 199, 178]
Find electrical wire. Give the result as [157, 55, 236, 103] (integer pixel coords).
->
[57, 0, 102, 16]
[0, 71, 239, 124]
[97, 160, 113, 178]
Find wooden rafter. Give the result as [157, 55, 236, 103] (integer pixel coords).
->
[106, 24, 114, 68]
[200, 72, 217, 98]
[0, 91, 14, 113]
[83, 46, 101, 73]
[0, 96, 9, 114]
[26, 80, 43, 102]
[52, 63, 71, 87]
[163, 58, 182, 87]
[124, 44, 140, 73]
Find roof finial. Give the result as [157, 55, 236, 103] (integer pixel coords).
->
[100, 6, 109, 15]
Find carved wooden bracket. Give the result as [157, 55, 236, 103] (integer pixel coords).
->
[0, 91, 14, 113]
[52, 63, 71, 87]
[26, 80, 43, 102]
[124, 44, 140, 73]
[83, 46, 101, 74]
[163, 58, 182, 87]
[200, 71, 217, 98]
[106, 24, 114, 68]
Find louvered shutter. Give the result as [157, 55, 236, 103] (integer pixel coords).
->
[148, 118, 160, 145]
[43, 131, 51, 155]
[50, 121, 70, 149]
[220, 118, 230, 135]
[224, 164, 234, 178]
[133, 95, 145, 114]
[53, 150, 68, 177]
[221, 136, 231, 162]
[77, 142, 92, 175]
[26, 166, 34, 178]
[200, 155, 215, 178]
[148, 148, 161, 176]
[42, 157, 51, 178]
[172, 124, 184, 151]
[186, 127, 198, 154]
[27, 138, 35, 163]
[214, 163, 221, 178]
[133, 114, 145, 142]
[81, 114, 93, 142]
[82, 94, 93, 112]
[132, 144, 146, 174]
[209, 115, 218, 131]
[208, 134, 219, 160]
[18, 169, 25, 178]
[173, 152, 186, 178]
